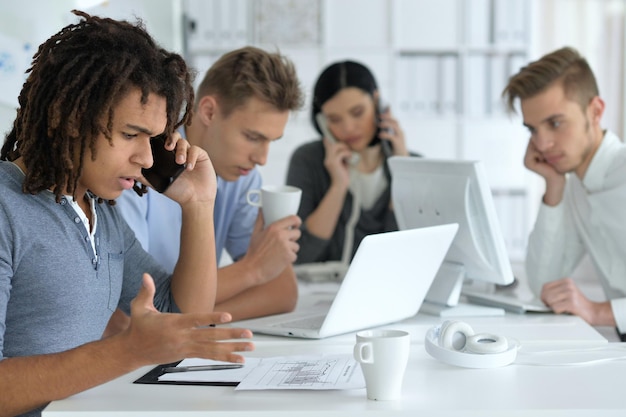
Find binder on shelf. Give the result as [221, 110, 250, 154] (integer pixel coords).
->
[233, 0, 248, 44]
[492, 0, 526, 47]
[395, 56, 416, 119]
[215, 0, 231, 45]
[510, 0, 527, 47]
[488, 54, 508, 117]
[492, 0, 509, 45]
[184, 0, 249, 51]
[466, 55, 488, 118]
[465, 0, 490, 47]
[184, 0, 213, 53]
[414, 55, 439, 117]
[439, 55, 458, 117]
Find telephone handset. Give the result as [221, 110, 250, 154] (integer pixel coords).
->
[369, 102, 386, 147]
[316, 112, 360, 165]
[315, 112, 338, 144]
[316, 99, 392, 149]
[374, 100, 396, 156]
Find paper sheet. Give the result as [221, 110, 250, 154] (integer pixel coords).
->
[235, 354, 364, 390]
[158, 354, 365, 390]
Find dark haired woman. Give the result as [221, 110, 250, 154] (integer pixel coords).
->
[286, 60, 418, 268]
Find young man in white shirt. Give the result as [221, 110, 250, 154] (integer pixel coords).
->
[503, 46, 626, 339]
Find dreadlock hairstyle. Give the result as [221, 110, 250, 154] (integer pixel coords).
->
[1, 10, 195, 203]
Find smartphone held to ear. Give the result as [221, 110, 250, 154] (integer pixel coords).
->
[141, 135, 186, 193]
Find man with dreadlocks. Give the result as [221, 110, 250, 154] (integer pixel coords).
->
[0, 10, 253, 417]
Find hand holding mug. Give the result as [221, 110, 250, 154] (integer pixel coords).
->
[246, 185, 302, 226]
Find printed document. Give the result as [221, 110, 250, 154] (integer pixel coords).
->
[158, 354, 365, 390]
[235, 354, 364, 390]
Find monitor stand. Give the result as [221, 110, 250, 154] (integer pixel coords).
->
[420, 261, 505, 317]
[419, 300, 504, 317]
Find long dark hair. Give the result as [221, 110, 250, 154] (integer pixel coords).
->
[311, 61, 378, 135]
[1, 10, 195, 203]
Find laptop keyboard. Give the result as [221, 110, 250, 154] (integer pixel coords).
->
[272, 315, 326, 329]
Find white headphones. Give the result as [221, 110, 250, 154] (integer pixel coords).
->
[424, 320, 518, 368]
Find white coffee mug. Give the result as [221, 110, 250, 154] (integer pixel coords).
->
[246, 185, 302, 226]
[353, 329, 410, 401]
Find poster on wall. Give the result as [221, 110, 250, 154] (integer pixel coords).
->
[253, 0, 319, 45]
[0, 33, 31, 108]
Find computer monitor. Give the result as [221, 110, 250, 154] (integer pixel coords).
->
[389, 156, 515, 316]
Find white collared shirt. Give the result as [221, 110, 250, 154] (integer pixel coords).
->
[525, 130, 626, 332]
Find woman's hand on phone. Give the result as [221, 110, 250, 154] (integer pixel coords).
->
[377, 107, 409, 156]
[322, 136, 351, 189]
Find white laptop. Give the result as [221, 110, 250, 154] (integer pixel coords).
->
[234, 223, 458, 339]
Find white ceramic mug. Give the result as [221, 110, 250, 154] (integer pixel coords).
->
[353, 329, 410, 401]
[246, 185, 302, 226]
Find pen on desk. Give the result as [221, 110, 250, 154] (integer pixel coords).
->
[163, 364, 244, 373]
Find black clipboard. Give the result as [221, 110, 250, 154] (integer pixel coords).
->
[133, 361, 240, 387]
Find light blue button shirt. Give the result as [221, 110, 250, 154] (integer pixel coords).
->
[115, 170, 261, 273]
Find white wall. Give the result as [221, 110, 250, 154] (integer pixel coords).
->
[0, 0, 73, 139]
[2, 0, 623, 189]
[0, 0, 182, 140]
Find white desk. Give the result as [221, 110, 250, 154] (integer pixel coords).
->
[43, 310, 626, 417]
